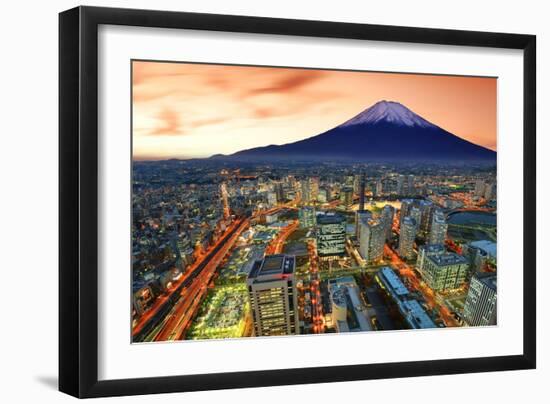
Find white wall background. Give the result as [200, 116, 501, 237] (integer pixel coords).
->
[0, 0, 546, 402]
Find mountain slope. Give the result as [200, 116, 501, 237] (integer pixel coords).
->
[219, 100, 496, 163]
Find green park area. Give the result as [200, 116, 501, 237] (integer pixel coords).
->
[187, 284, 250, 340]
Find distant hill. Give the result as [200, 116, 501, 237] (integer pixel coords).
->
[213, 100, 496, 164]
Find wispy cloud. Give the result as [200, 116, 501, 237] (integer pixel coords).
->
[149, 108, 182, 136]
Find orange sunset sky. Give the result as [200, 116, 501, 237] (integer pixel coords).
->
[132, 61, 497, 160]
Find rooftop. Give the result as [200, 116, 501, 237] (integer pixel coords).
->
[317, 213, 346, 225]
[400, 299, 437, 329]
[428, 252, 468, 266]
[248, 254, 295, 280]
[379, 267, 409, 297]
[470, 240, 497, 260]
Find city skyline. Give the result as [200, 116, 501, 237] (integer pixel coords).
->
[131, 62, 497, 343]
[133, 61, 497, 160]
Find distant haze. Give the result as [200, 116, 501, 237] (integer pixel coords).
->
[133, 61, 497, 160]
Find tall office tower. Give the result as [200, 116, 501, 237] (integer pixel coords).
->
[416, 243, 446, 275]
[418, 200, 434, 234]
[355, 209, 372, 240]
[275, 182, 285, 203]
[353, 174, 362, 194]
[474, 179, 486, 197]
[317, 187, 328, 203]
[299, 206, 316, 229]
[409, 206, 422, 232]
[359, 174, 366, 212]
[359, 218, 385, 263]
[420, 252, 469, 291]
[399, 199, 415, 224]
[310, 176, 320, 201]
[317, 213, 346, 257]
[484, 182, 496, 201]
[266, 191, 278, 207]
[220, 182, 230, 220]
[407, 175, 415, 195]
[381, 205, 395, 241]
[340, 186, 354, 207]
[301, 178, 311, 203]
[247, 255, 299, 336]
[429, 210, 448, 245]
[396, 175, 405, 195]
[345, 174, 354, 187]
[463, 272, 497, 326]
[398, 216, 417, 260]
[375, 180, 383, 197]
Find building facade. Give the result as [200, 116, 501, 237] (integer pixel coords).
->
[429, 209, 448, 245]
[359, 218, 385, 263]
[463, 272, 497, 326]
[317, 213, 346, 257]
[420, 252, 469, 291]
[247, 255, 299, 336]
[398, 216, 417, 260]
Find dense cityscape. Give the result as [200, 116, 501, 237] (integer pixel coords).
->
[131, 161, 497, 342]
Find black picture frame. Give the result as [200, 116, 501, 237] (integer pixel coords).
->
[59, 6, 536, 398]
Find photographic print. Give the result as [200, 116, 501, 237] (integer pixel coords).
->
[131, 61, 497, 343]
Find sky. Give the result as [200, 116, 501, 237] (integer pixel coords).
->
[132, 61, 497, 160]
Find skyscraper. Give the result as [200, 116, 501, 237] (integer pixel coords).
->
[247, 255, 299, 336]
[310, 176, 320, 201]
[418, 200, 434, 234]
[317, 213, 346, 257]
[398, 216, 417, 260]
[409, 206, 422, 232]
[340, 186, 353, 207]
[299, 206, 316, 229]
[474, 179, 486, 197]
[380, 205, 395, 241]
[463, 272, 497, 326]
[400, 199, 414, 224]
[359, 218, 385, 263]
[429, 209, 448, 245]
[301, 178, 311, 203]
[355, 209, 372, 240]
[407, 175, 415, 195]
[396, 175, 405, 195]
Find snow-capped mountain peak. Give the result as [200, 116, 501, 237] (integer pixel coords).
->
[341, 100, 435, 128]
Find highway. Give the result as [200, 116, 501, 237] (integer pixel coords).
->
[132, 218, 247, 342]
[154, 218, 250, 341]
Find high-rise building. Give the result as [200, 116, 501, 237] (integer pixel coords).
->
[247, 255, 299, 336]
[299, 207, 316, 229]
[340, 186, 353, 207]
[407, 175, 415, 195]
[317, 213, 346, 257]
[418, 200, 434, 234]
[266, 191, 277, 207]
[409, 206, 422, 232]
[463, 272, 497, 326]
[474, 179, 486, 197]
[484, 182, 496, 201]
[359, 218, 385, 263]
[310, 176, 320, 201]
[317, 187, 328, 203]
[396, 175, 405, 195]
[380, 205, 395, 241]
[355, 209, 372, 240]
[274, 182, 285, 203]
[420, 252, 469, 291]
[416, 243, 446, 274]
[301, 178, 311, 203]
[399, 199, 415, 224]
[374, 180, 383, 197]
[398, 216, 417, 260]
[429, 210, 448, 245]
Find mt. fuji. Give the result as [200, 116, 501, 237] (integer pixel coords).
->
[216, 100, 496, 163]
